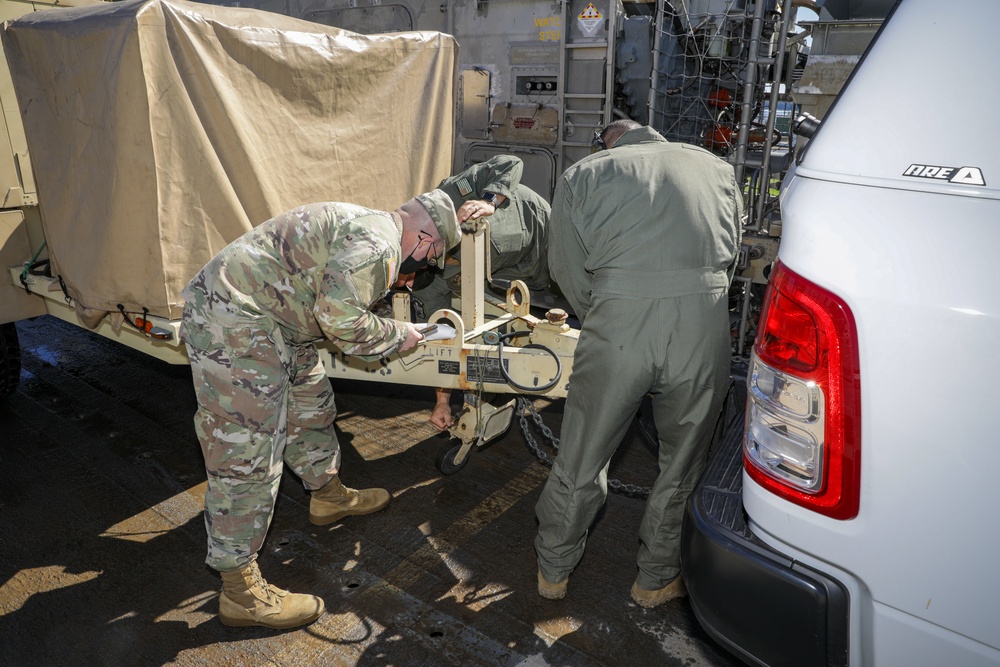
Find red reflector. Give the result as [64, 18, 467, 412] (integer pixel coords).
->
[758, 288, 819, 372]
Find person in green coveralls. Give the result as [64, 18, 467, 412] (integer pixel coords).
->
[533, 120, 743, 608]
[411, 155, 555, 431]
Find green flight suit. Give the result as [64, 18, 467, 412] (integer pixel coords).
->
[412, 155, 551, 316]
[534, 127, 742, 590]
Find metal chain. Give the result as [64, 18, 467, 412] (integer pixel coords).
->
[516, 397, 651, 499]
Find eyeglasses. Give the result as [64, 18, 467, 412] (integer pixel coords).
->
[400, 231, 442, 274]
[591, 129, 607, 153]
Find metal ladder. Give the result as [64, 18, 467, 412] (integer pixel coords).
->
[554, 0, 620, 175]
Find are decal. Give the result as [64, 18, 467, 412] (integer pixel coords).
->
[903, 164, 986, 186]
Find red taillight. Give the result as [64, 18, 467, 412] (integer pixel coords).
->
[757, 287, 819, 372]
[744, 261, 862, 519]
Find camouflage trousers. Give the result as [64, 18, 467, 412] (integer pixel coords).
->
[182, 309, 340, 572]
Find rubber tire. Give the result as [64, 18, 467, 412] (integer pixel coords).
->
[0, 322, 21, 401]
[435, 441, 469, 475]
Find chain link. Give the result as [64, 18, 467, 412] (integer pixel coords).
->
[516, 397, 651, 499]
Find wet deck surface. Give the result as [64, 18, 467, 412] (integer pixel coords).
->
[0, 316, 743, 667]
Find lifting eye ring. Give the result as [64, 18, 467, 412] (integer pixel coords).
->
[505, 279, 531, 317]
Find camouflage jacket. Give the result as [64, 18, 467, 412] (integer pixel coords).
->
[183, 202, 407, 359]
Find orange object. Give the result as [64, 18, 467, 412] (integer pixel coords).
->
[135, 317, 173, 340]
[708, 88, 732, 109]
[706, 124, 732, 150]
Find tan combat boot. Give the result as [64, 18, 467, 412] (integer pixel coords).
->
[219, 560, 325, 629]
[309, 476, 390, 526]
[537, 568, 568, 600]
[630, 575, 686, 609]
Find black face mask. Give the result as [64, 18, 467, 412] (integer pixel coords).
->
[399, 254, 430, 275]
[399, 230, 438, 275]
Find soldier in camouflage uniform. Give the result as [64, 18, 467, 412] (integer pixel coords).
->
[411, 155, 555, 430]
[533, 120, 742, 609]
[181, 190, 460, 629]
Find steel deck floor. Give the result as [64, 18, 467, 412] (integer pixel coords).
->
[0, 316, 743, 667]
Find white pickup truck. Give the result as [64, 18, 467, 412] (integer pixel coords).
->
[681, 0, 1000, 665]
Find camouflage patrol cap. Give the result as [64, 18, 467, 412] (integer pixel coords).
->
[415, 189, 461, 252]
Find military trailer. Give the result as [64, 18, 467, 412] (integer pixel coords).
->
[0, 0, 461, 369]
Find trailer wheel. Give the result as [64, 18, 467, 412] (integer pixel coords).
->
[435, 441, 469, 475]
[0, 322, 21, 401]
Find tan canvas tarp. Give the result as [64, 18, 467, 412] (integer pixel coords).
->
[1, 0, 456, 321]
